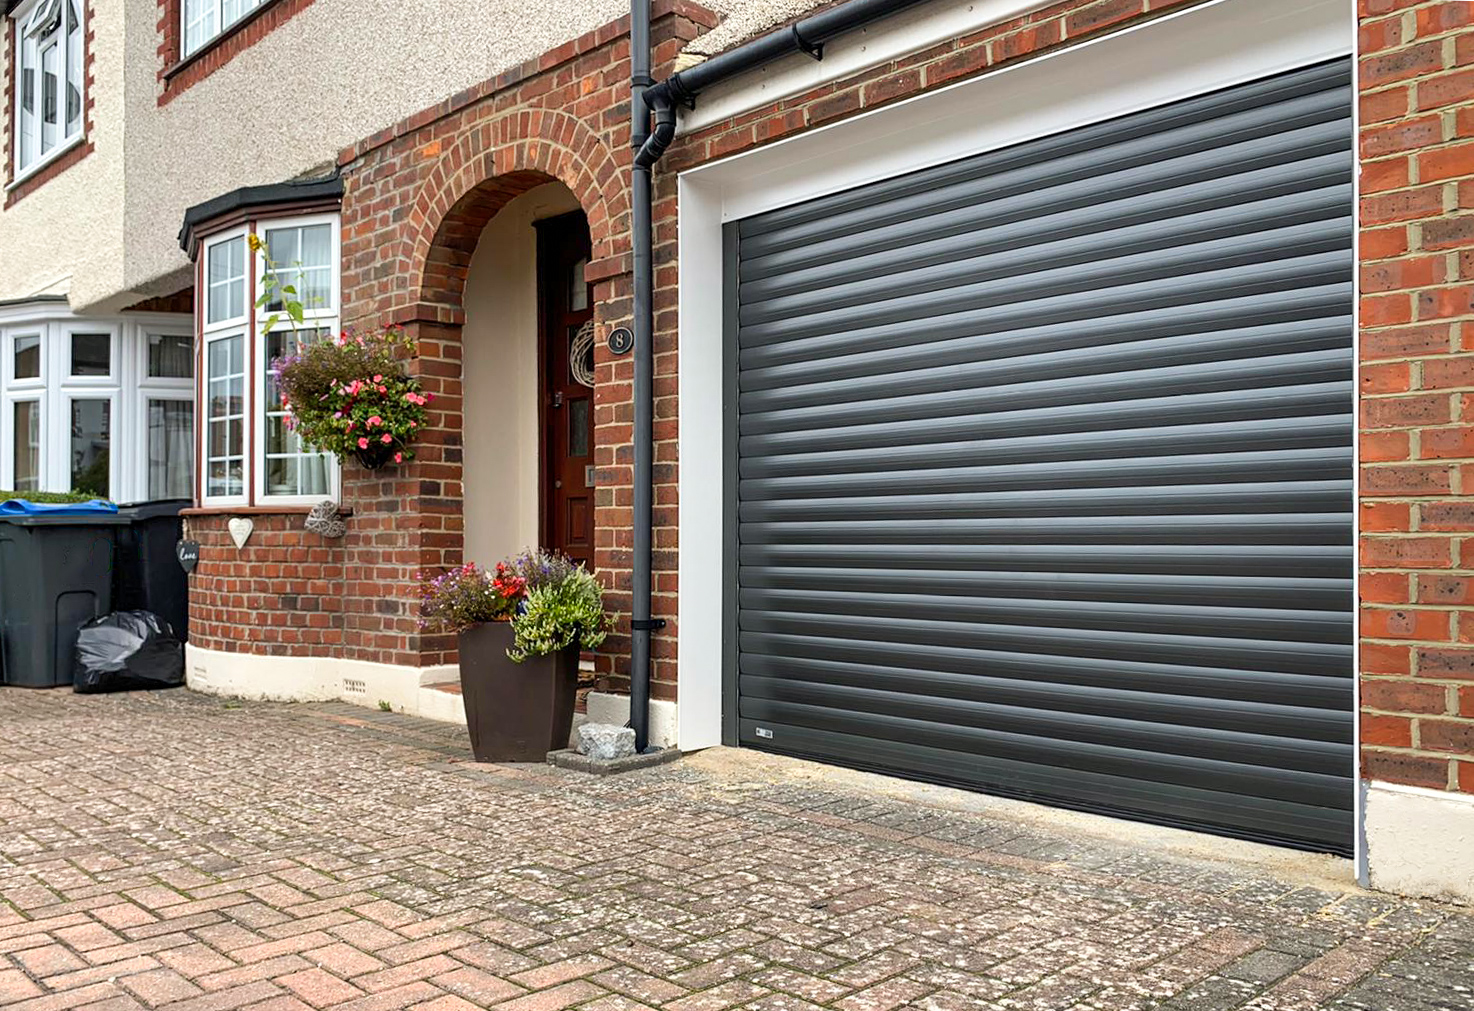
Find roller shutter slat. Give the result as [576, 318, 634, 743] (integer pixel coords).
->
[733, 58, 1354, 853]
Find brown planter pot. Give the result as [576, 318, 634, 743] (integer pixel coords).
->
[456, 621, 579, 762]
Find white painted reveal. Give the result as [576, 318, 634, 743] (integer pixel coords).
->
[1364, 783, 1474, 905]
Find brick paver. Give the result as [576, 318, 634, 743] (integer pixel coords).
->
[1, 690, 1471, 1011]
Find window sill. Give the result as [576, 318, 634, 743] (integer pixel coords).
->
[183, 503, 351, 517]
[6, 133, 87, 192]
[162, 0, 285, 82]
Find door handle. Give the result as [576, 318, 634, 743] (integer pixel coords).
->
[552, 391, 564, 408]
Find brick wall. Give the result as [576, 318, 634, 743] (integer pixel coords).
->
[1358, 0, 1474, 795]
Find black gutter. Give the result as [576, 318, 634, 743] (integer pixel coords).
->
[635, 0, 935, 170]
[625, 0, 932, 749]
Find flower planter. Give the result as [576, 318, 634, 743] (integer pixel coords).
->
[456, 620, 579, 762]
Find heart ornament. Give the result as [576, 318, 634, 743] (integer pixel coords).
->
[228, 517, 254, 549]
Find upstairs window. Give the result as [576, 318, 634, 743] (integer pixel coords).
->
[11, 0, 84, 179]
[182, 0, 264, 59]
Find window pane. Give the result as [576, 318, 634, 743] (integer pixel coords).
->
[18, 40, 37, 168]
[569, 257, 589, 311]
[70, 332, 110, 376]
[206, 236, 245, 324]
[147, 400, 194, 500]
[205, 334, 244, 497]
[64, 0, 80, 136]
[263, 223, 333, 313]
[147, 333, 193, 378]
[40, 41, 57, 154]
[13, 334, 41, 380]
[569, 397, 590, 458]
[262, 327, 331, 497]
[70, 399, 109, 498]
[13, 402, 40, 492]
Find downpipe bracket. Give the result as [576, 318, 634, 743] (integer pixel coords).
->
[791, 24, 825, 60]
[631, 618, 667, 632]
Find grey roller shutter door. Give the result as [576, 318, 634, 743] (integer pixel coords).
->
[730, 58, 1355, 854]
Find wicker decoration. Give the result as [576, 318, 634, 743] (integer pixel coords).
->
[304, 500, 347, 539]
[571, 320, 597, 388]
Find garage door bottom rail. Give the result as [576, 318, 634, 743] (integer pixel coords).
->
[738, 721, 1354, 857]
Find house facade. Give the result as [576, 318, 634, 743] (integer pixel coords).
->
[3, 0, 1473, 903]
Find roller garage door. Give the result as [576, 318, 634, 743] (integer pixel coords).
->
[729, 59, 1355, 853]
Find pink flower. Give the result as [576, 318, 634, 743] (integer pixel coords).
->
[345, 420, 355, 431]
[373, 375, 383, 383]
[357, 437, 369, 449]
[381, 433, 393, 444]
[409, 421, 418, 428]
[394, 452, 403, 463]
[377, 385, 387, 394]
[367, 415, 382, 428]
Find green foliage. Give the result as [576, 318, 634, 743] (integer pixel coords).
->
[508, 564, 610, 663]
[254, 235, 429, 470]
[0, 490, 106, 504]
[272, 328, 430, 469]
[377, 700, 392, 712]
[419, 562, 523, 634]
[420, 549, 611, 663]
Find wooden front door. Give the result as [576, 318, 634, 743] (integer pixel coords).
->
[537, 212, 596, 569]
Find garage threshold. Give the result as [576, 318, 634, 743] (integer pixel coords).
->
[684, 745, 1358, 894]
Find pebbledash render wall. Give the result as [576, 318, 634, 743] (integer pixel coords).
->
[185, 0, 1474, 883]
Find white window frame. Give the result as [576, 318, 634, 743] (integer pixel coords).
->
[5, 326, 47, 390]
[181, 0, 264, 60]
[200, 328, 249, 508]
[139, 389, 196, 501]
[2, 390, 46, 492]
[252, 213, 341, 505]
[204, 232, 250, 330]
[9, 0, 85, 187]
[197, 215, 340, 508]
[59, 390, 117, 501]
[61, 322, 119, 385]
[137, 324, 195, 502]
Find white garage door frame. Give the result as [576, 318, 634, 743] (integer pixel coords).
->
[676, 0, 1358, 858]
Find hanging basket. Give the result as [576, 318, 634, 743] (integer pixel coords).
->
[353, 444, 402, 470]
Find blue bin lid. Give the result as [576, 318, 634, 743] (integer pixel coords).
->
[0, 498, 119, 516]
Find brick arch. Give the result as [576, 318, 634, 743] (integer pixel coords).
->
[405, 110, 626, 321]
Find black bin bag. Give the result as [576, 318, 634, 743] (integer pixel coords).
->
[73, 611, 185, 694]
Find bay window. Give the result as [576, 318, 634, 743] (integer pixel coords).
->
[0, 307, 194, 500]
[198, 214, 339, 507]
[182, 0, 265, 59]
[11, 0, 84, 180]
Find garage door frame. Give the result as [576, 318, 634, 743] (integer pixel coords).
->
[675, 0, 1357, 857]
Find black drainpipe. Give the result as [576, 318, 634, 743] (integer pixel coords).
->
[629, 0, 656, 753]
[626, 0, 932, 751]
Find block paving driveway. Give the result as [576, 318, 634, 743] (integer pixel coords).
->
[1, 689, 1471, 1011]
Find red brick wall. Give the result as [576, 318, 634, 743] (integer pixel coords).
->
[1358, 0, 1474, 795]
[185, 513, 349, 655]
